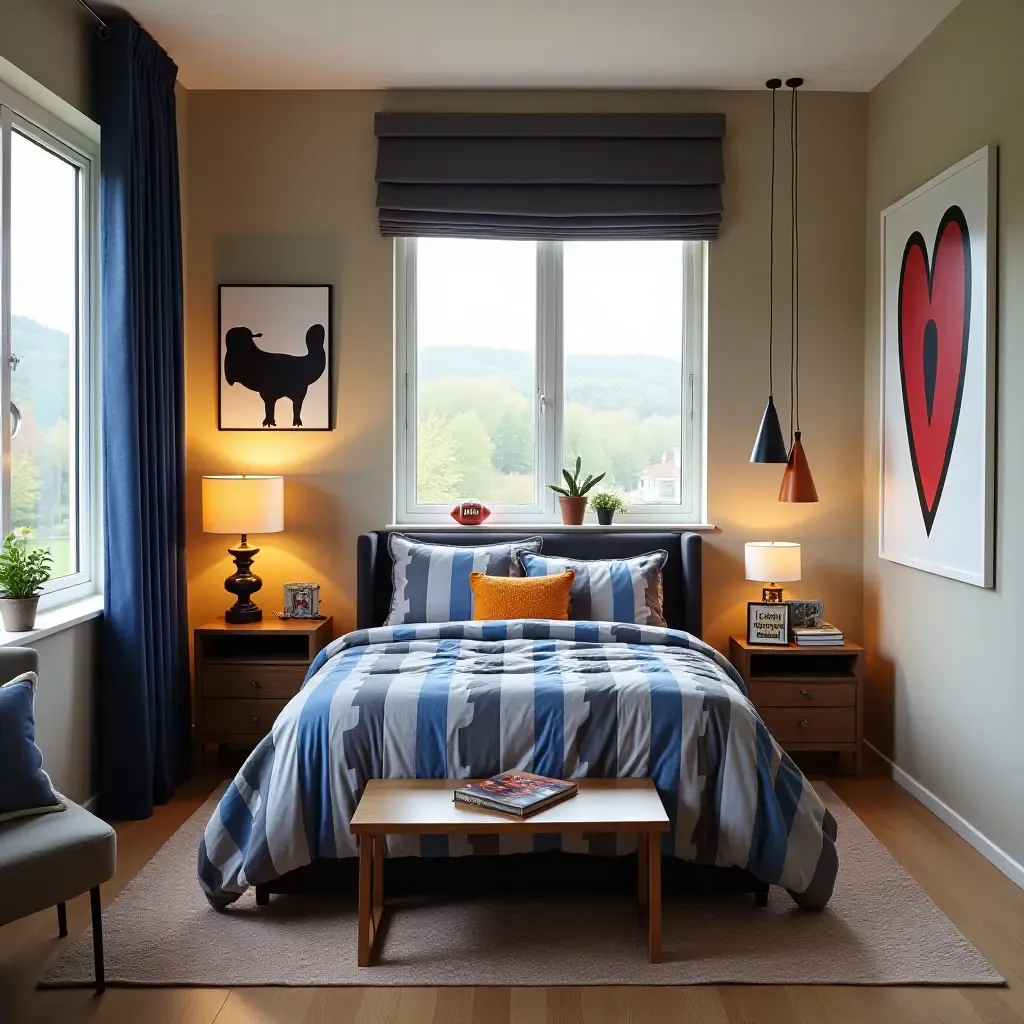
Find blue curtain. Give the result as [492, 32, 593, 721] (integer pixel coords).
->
[97, 18, 190, 819]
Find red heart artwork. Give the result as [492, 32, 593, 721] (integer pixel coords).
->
[898, 205, 972, 535]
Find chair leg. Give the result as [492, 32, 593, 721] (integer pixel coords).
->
[90, 886, 105, 994]
[57, 901, 67, 938]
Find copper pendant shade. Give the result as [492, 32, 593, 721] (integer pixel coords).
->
[779, 430, 818, 502]
[779, 78, 818, 503]
[750, 79, 789, 465]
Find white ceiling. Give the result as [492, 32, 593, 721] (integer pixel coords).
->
[117, 0, 962, 92]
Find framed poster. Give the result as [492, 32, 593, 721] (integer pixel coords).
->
[747, 602, 789, 645]
[219, 285, 332, 430]
[879, 146, 996, 587]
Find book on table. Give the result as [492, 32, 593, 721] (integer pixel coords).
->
[792, 623, 844, 646]
[454, 771, 578, 817]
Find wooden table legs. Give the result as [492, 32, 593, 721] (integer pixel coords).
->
[357, 833, 385, 967]
[637, 830, 661, 963]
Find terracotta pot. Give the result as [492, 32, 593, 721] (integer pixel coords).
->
[0, 596, 39, 632]
[558, 495, 588, 525]
[596, 508, 615, 525]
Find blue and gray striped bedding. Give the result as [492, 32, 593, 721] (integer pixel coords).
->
[198, 621, 838, 910]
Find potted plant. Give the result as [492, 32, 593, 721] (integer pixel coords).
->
[0, 530, 53, 632]
[549, 457, 605, 525]
[590, 491, 627, 525]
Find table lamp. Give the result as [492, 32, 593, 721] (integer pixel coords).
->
[745, 541, 800, 603]
[202, 475, 284, 623]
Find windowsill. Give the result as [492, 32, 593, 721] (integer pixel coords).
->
[0, 594, 103, 648]
[387, 522, 717, 532]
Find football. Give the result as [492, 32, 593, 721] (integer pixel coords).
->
[450, 501, 491, 525]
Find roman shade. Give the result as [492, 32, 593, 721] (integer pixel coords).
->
[374, 112, 726, 240]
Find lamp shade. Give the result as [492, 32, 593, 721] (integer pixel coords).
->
[202, 475, 284, 535]
[745, 541, 801, 583]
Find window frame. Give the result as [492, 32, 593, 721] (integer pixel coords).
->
[394, 237, 706, 525]
[0, 83, 100, 608]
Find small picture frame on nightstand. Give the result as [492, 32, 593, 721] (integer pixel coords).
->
[747, 602, 789, 645]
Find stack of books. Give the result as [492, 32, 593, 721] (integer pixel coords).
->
[792, 623, 844, 646]
[454, 771, 577, 818]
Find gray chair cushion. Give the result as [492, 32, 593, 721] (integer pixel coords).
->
[0, 800, 116, 926]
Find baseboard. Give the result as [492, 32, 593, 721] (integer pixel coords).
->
[865, 740, 1024, 891]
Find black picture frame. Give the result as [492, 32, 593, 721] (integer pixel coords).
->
[218, 284, 334, 431]
[747, 601, 789, 645]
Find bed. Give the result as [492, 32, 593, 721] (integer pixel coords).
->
[199, 530, 838, 911]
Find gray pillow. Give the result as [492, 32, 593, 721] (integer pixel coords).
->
[386, 534, 544, 625]
[0, 672, 65, 823]
[520, 550, 669, 627]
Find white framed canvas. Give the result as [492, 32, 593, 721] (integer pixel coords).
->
[879, 146, 996, 587]
[219, 285, 332, 430]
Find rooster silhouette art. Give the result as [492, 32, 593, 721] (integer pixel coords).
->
[224, 324, 327, 427]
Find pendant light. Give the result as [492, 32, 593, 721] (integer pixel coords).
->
[750, 79, 788, 464]
[779, 77, 818, 503]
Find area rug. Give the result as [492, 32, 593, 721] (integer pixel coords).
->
[41, 784, 1001, 987]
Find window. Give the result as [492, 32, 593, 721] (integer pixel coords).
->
[1, 86, 98, 604]
[395, 238, 705, 524]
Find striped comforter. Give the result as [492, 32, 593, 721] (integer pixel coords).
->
[198, 621, 838, 909]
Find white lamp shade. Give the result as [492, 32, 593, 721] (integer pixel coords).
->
[745, 541, 801, 583]
[202, 475, 284, 535]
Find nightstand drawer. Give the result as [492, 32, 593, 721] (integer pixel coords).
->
[203, 698, 290, 738]
[747, 681, 856, 707]
[202, 663, 307, 699]
[759, 707, 857, 745]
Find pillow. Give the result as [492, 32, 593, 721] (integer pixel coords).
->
[470, 570, 575, 621]
[0, 672, 65, 823]
[386, 534, 544, 625]
[520, 550, 669, 627]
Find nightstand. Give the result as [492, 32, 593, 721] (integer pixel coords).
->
[195, 616, 333, 748]
[729, 634, 865, 776]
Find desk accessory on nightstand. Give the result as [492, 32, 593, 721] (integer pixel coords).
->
[202, 475, 284, 623]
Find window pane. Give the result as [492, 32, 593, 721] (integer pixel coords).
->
[9, 130, 79, 578]
[415, 238, 537, 505]
[563, 241, 684, 504]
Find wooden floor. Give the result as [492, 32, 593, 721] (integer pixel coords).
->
[2, 768, 1023, 1024]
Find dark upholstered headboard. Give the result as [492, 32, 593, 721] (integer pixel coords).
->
[357, 530, 703, 638]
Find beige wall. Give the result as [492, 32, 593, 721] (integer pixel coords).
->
[183, 89, 867, 655]
[864, 0, 1024, 868]
[0, 0, 94, 117]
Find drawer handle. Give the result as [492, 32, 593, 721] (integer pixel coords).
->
[250, 714, 260, 724]
[798, 718, 810, 728]
[250, 679, 262, 690]
[800, 689, 813, 701]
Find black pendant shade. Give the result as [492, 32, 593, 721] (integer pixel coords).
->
[751, 394, 789, 463]
[750, 79, 788, 465]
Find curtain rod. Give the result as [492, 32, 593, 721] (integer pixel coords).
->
[74, 0, 110, 38]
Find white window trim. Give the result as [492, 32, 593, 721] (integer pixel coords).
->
[0, 81, 101, 610]
[394, 237, 707, 526]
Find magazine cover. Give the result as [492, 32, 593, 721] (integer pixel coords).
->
[454, 771, 577, 814]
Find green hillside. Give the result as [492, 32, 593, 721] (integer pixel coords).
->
[11, 315, 71, 428]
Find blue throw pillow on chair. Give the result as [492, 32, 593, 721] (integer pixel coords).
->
[0, 672, 65, 823]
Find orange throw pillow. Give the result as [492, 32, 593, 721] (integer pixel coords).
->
[470, 570, 575, 621]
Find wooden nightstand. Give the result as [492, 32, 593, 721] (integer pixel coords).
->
[729, 634, 865, 776]
[195, 616, 333, 748]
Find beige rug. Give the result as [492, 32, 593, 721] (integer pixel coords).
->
[42, 784, 1001, 987]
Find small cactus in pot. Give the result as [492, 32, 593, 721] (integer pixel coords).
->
[549, 457, 605, 525]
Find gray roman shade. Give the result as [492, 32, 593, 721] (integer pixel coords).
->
[374, 112, 726, 241]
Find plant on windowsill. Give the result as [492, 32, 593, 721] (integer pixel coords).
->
[0, 529, 53, 632]
[549, 457, 605, 526]
[590, 491, 627, 526]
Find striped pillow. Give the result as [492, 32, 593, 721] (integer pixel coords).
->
[519, 550, 669, 627]
[386, 534, 544, 625]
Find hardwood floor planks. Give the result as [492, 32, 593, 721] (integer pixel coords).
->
[1, 773, 1021, 1024]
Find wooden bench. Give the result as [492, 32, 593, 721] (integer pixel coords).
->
[349, 778, 670, 966]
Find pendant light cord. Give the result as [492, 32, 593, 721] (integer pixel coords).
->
[767, 84, 777, 397]
[788, 80, 801, 441]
